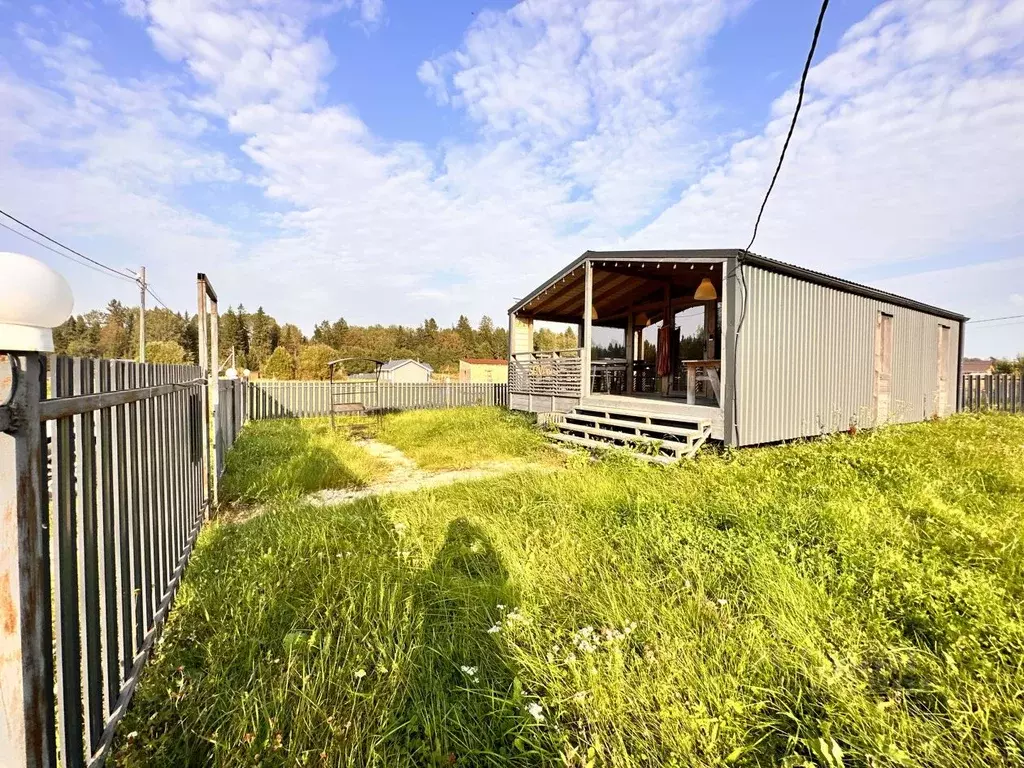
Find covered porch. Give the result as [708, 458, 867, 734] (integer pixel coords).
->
[508, 250, 731, 444]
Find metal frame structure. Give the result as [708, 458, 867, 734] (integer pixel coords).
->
[328, 357, 384, 429]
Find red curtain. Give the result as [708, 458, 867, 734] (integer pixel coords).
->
[656, 325, 672, 377]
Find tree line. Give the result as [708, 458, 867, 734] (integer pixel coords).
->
[52, 300, 530, 379]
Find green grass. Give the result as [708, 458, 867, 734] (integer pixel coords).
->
[220, 418, 389, 503]
[114, 412, 1024, 767]
[374, 406, 556, 470]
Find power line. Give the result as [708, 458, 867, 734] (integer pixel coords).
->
[0, 207, 180, 313]
[0, 220, 135, 283]
[0, 207, 136, 281]
[745, 0, 830, 252]
[968, 313, 1024, 324]
[967, 319, 1024, 330]
[145, 285, 171, 311]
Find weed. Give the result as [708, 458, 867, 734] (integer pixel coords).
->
[115, 412, 1024, 767]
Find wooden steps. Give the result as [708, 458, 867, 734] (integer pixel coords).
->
[548, 401, 712, 463]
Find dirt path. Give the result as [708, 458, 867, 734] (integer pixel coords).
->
[307, 439, 555, 506]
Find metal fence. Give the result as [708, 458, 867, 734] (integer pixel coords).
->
[961, 373, 1022, 412]
[216, 379, 246, 476]
[247, 380, 508, 419]
[0, 354, 208, 768]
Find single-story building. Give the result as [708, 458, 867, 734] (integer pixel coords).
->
[961, 357, 995, 375]
[508, 249, 966, 459]
[379, 359, 432, 383]
[460, 358, 509, 384]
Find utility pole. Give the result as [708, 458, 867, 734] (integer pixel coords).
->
[137, 265, 147, 362]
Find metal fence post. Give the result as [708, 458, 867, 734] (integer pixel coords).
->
[0, 352, 57, 768]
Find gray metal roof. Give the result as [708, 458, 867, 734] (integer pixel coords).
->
[381, 359, 433, 372]
[508, 249, 966, 323]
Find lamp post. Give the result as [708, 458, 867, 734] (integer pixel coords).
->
[1, 251, 74, 768]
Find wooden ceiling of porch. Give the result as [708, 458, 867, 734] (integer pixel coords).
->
[520, 261, 723, 328]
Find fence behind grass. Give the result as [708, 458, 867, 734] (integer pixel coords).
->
[246, 380, 508, 419]
[0, 354, 208, 768]
[216, 378, 246, 476]
[961, 374, 1022, 413]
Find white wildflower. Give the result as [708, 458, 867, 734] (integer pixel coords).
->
[353, 668, 366, 680]
[487, 624, 502, 634]
[573, 626, 598, 653]
[525, 702, 545, 723]
[460, 665, 478, 676]
[497, 604, 506, 611]
[717, 598, 728, 607]
[566, 653, 577, 663]
[393, 522, 407, 535]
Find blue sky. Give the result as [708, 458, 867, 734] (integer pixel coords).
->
[1, 0, 1022, 355]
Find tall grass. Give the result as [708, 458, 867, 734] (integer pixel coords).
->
[115, 413, 1024, 766]
[376, 406, 555, 470]
[220, 418, 389, 503]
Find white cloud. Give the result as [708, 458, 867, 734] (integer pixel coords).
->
[630, 0, 1024, 277]
[1, 0, 1022, 360]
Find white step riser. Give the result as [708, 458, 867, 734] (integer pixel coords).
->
[547, 432, 675, 464]
[551, 403, 713, 461]
[564, 414, 705, 441]
[558, 423, 691, 455]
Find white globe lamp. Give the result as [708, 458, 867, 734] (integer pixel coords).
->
[0, 252, 75, 352]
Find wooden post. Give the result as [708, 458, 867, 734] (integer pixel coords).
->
[195, 278, 209, 513]
[0, 352, 57, 768]
[661, 285, 673, 395]
[704, 300, 717, 360]
[582, 260, 593, 398]
[624, 312, 634, 395]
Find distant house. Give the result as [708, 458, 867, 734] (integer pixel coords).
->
[380, 359, 432, 383]
[460, 358, 509, 384]
[961, 357, 994, 375]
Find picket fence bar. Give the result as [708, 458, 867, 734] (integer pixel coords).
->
[247, 380, 508, 419]
[961, 373, 1022, 413]
[215, 379, 246, 476]
[0, 354, 208, 768]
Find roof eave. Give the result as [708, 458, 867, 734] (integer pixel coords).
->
[738, 251, 968, 322]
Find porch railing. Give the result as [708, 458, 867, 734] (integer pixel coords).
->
[510, 349, 583, 397]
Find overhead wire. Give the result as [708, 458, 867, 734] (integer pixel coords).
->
[745, 0, 830, 253]
[733, 0, 830, 446]
[968, 313, 1024, 324]
[0, 220, 135, 283]
[0, 207, 180, 312]
[0, 207, 136, 281]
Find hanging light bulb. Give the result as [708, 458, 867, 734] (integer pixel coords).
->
[694, 277, 717, 301]
[635, 311, 650, 326]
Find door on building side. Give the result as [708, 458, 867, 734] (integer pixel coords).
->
[874, 312, 893, 425]
[936, 324, 950, 416]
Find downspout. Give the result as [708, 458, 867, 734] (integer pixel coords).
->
[729, 251, 750, 446]
[955, 318, 966, 412]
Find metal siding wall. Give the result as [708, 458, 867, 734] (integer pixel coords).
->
[737, 266, 958, 445]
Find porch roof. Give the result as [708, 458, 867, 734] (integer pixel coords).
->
[509, 249, 967, 324]
[510, 250, 732, 327]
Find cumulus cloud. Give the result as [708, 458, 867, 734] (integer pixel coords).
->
[1, 0, 1021, 357]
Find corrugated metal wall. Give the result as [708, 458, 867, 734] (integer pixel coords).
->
[735, 265, 960, 445]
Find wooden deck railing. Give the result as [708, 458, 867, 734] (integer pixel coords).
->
[510, 349, 583, 397]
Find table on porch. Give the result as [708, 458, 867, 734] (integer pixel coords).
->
[682, 359, 721, 405]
